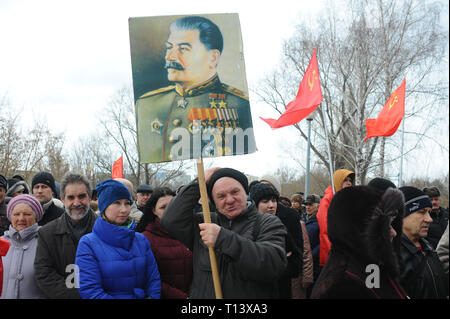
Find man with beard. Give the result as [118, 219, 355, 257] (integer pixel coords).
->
[34, 172, 96, 298]
[422, 186, 449, 249]
[31, 172, 64, 226]
[135, 15, 255, 163]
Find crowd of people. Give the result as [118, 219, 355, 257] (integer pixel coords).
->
[0, 167, 448, 299]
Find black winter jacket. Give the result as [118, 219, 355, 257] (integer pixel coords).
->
[399, 234, 448, 299]
[161, 180, 287, 299]
[34, 210, 96, 298]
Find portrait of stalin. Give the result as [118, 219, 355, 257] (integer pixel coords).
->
[135, 15, 256, 163]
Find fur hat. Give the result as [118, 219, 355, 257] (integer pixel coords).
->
[423, 186, 440, 198]
[328, 185, 404, 277]
[399, 186, 432, 217]
[7, 194, 44, 222]
[136, 184, 153, 194]
[31, 172, 57, 196]
[96, 179, 132, 214]
[249, 182, 279, 207]
[207, 168, 248, 200]
[368, 177, 396, 193]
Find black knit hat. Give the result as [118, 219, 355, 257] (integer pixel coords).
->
[368, 177, 396, 193]
[31, 172, 57, 196]
[0, 174, 7, 190]
[399, 186, 432, 217]
[423, 186, 440, 198]
[249, 182, 279, 207]
[207, 168, 248, 200]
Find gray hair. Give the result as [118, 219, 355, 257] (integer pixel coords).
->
[60, 172, 92, 199]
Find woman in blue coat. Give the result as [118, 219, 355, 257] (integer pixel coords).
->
[75, 179, 161, 299]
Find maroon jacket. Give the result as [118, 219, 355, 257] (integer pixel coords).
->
[142, 219, 193, 299]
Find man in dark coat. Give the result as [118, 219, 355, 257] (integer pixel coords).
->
[34, 172, 96, 299]
[311, 186, 408, 299]
[161, 167, 287, 298]
[423, 186, 449, 249]
[398, 186, 448, 299]
[31, 172, 64, 226]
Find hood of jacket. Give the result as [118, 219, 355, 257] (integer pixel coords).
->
[327, 185, 404, 277]
[333, 169, 355, 192]
[93, 216, 136, 250]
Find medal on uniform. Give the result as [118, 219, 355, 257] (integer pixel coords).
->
[151, 118, 164, 135]
[177, 98, 188, 109]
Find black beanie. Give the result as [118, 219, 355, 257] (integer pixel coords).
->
[368, 177, 396, 193]
[399, 186, 432, 217]
[31, 172, 57, 196]
[249, 182, 279, 207]
[207, 168, 248, 200]
[0, 174, 7, 190]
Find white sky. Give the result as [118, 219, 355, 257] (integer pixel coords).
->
[1, 0, 448, 184]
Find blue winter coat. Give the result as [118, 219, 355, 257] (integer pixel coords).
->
[75, 216, 161, 299]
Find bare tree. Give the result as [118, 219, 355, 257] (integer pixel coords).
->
[71, 85, 190, 187]
[255, 0, 448, 183]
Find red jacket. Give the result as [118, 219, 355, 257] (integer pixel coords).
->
[317, 186, 333, 266]
[317, 169, 355, 266]
[142, 219, 193, 299]
[0, 237, 11, 296]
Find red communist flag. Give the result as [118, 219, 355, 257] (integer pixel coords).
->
[260, 48, 323, 129]
[112, 156, 123, 178]
[365, 78, 406, 142]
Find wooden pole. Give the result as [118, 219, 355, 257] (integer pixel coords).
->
[196, 158, 223, 299]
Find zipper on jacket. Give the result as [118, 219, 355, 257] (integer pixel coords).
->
[426, 259, 439, 298]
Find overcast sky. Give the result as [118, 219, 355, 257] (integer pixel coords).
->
[1, 0, 448, 184]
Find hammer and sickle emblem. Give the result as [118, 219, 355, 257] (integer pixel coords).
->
[308, 70, 318, 91]
[389, 95, 398, 110]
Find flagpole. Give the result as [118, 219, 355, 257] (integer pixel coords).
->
[305, 117, 313, 198]
[320, 104, 335, 194]
[399, 119, 405, 187]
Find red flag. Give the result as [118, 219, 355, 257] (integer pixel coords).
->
[364, 78, 406, 142]
[112, 156, 123, 178]
[260, 48, 323, 129]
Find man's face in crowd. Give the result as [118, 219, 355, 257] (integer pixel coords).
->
[165, 28, 219, 88]
[430, 196, 440, 210]
[62, 183, 90, 221]
[402, 208, 433, 242]
[212, 177, 248, 220]
[305, 202, 318, 215]
[136, 192, 151, 207]
[33, 183, 53, 204]
[0, 186, 5, 204]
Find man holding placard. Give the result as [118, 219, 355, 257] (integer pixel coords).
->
[161, 167, 287, 298]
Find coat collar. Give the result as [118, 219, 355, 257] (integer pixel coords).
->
[93, 216, 136, 250]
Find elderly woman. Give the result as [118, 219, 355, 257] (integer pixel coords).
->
[75, 179, 161, 299]
[136, 187, 193, 299]
[1, 194, 46, 298]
